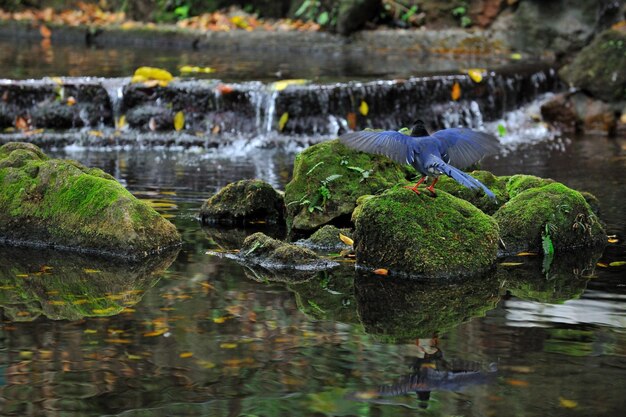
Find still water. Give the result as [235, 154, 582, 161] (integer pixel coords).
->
[0, 131, 624, 417]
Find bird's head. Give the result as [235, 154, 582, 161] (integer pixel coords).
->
[410, 120, 430, 137]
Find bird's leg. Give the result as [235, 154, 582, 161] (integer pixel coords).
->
[426, 177, 439, 196]
[404, 176, 427, 194]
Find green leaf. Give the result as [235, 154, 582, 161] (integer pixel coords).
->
[542, 225, 554, 256]
[295, 0, 311, 17]
[347, 166, 365, 173]
[322, 174, 342, 184]
[497, 123, 507, 137]
[306, 161, 324, 175]
[317, 11, 329, 26]
[460, 16, 472, 27]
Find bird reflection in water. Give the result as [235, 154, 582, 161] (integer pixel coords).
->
[352, 338, 497, 409]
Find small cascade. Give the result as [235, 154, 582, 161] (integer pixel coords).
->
[100, 77, 128, 127]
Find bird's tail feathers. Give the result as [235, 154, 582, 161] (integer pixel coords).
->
[441, 164, 496, 201]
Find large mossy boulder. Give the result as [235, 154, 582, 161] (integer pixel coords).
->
[353, 186, 500, 278]
[200, 179, 285, 225]
[0, 142, 181, 258]
[559, 29, 626, 103]
[284, 139, 412, 232]
[494, 182, 606, 254]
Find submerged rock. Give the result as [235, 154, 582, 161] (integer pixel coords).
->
[284, 139, 412, 232]
[353, 186, 499, 278]
[237, 232, 337, 270]
[0, 142, 181, 258]
[200, 179, 285, 225]
[494, 182, 606, 254]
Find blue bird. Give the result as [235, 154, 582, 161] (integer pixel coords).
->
[339, 120, 499, 200]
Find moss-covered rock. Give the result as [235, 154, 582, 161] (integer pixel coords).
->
[0, 245, 178, 321]
[237, 232, 337, 270]
[437, 170, 509, 215]
[559, 29, 626, 103]
[354, 272, 500, 342]
[506, 174, 555, 199]
[494, 182, 606, 254]
[297, 224, 353, 251]
[200, 179, 285, 226]
[353, 186, 500, 278]
[284, 139, 412, 232]
[0, 142, 181, 258]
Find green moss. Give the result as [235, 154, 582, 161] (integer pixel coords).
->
[494, 182, 606, 254]
[303, 225, 353, 250]
[284, 139, 413, 232]
[0, 142, 180, 258]
[506, 174, 554, 198]
[437, 170, 510, 214]
[353, 186, 499, 277]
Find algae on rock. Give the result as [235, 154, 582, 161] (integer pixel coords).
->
[0, 142, 181, 258]
[353, 186, 499, 278]
[494, 182, 606, 254]
[284, 139, 412, 232]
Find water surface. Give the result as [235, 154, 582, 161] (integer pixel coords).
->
[1, 131, 624, 416]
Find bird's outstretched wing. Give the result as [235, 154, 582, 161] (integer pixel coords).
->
[426, 155, 496, 200]
[339, 130, 415, 165]
[431, 128, 499, 169]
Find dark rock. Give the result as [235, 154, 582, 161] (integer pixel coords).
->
[0, 142, 181, 258]
[540, 93, 580, 132]
[125, 104, 174, 131]
[560, 29, 626, 102]
[0, 103, 16, 128]
[284, 139, 413, 232]
[353, 186, 500, 278]
[30, 102, 82, 129]
[200, 179, 285, 226]
[336, 0, 381, 36]
[494, 182, 606, 254]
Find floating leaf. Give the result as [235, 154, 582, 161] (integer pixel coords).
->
[179, 352, 194, 358]
[516, 252, 538, 256]
[510, 52, 522, 60]
[127, 354, 142, 360]
[609, 261, 626, 267]
[596, 262, 608, 268]
[220, 342, 238, 349]
[272, 79, 309, 91]
[84, 329, 98, 334]
[607, 238, 619, 243]
[339, 233, 354, 246]
[373, 268, 389, 275]
[83, 268, 101, 273]
[180, 65, 215, 74]
[104, 338, 131, 344]
[213, 316, 227, 323]
[143, 329, 168, 337]
[197, 360, 216, 369]
[92, 307, 118, 314]
[347, 112, 357, 130]
[359, 100, 369, 116]
[451, 81, 461, 101]
[506, 378, 529, 387]
[467, 68, 484, 83]
[278, 112, 289, 131]
[500, 262, 523, 267]
[559, 397, 578, 409]
[174, 111, 185, 131]
[39, 25, 52, 39]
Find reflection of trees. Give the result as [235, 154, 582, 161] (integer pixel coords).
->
[0, 246, 179, 321]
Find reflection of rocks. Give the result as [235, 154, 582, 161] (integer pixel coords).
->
[498, 249, 602, 303]
[202, 224, 286, 251]
[287, 266, 358, 323]
[355, 272, 501, 342]
[0, 246, 178, 321]
[241, 263, 319, 284]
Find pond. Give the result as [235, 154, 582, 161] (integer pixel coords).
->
[1, 129, 625, 416]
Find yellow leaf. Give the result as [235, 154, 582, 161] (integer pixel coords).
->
[180, 65, 215, 74]
[143, 328, 168, 337]
[451, 82, 461, 101]
[84, 329, 98, 334]
[197, 360, 216, 369]
[83, 269, 101, 273]
[132, 67, 173, 86]
[213, 316, 227, 323]
[609, 261, 626, 267]
[179, 352, 194, 358]
[373, 268, 389, 275]
[92, 307, 118, 315]
[516, 252, 538, 256]
[174, 111, 185, 131]
[127, 354, 142, 360]
[339, 233, 354, 246]
[220, 342, 238, 349]
[116, 115, 127, 129]
[51, 76, 63, 85]
[559, 397, 578, 409]
[596, 262, 608, 268]
[506, 378, 529, 387]
[500, 262, 524, 266]
[104, 338, 131, 344]
[359, 100, 369, 116]
[271, 79, 309, 91]
[88, 130, 103, 137]
[66, 96, 77, 106]
[467, 68, 484, 83]
[16, 274, 29, 278]
[48, 300, 66, 306]
[607, 238, 619, 243]
[510, 52, 522, 60]
[19, 351, 34, 360]
[278, 112, 289, 131]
